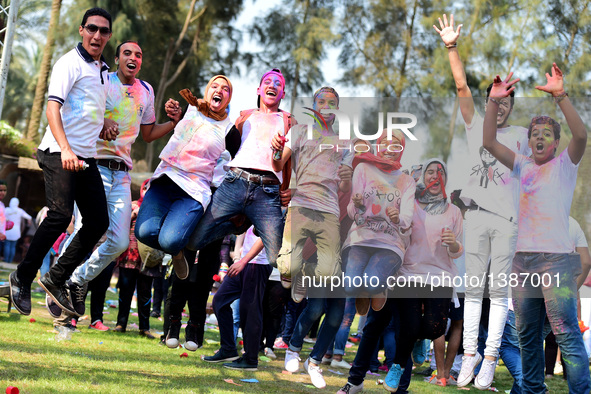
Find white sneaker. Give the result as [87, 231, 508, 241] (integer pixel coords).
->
[474, 358, 497, 390]
[321, 355, 332, 364]
[337, 382, 363, 394]
[285, 349, 301, 372]
[457, 353, 482, 387]
[331, 358, 352, 369]
[304, 358, 326, 389]
[184, 341, 199, 351]
[264, 347, 277, 360]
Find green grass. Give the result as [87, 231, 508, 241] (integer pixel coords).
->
[0, 266, 572, 393]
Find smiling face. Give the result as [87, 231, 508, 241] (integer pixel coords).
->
[313, 91, 338, 125]
[116, 42, 142, 84]
[206, 77, 232, 113]
[486, 96, 512, 128]
[424, 162, 446, 196]
[529, 123, 560, 164]
[257, 73, 285, 110]
[377, 134, 404, 163]
[79, 15, 111, 61]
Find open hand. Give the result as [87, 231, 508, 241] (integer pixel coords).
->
[433, 14, 462, 46]
[489, 72, 520, 99]
[535, 63, 565, 96]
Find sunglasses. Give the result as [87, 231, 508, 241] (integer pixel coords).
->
[82, 24, 111, 37]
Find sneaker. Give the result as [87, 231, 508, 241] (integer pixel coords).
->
[150, 311, 161, 318]
[46, 293, 62, 318]
[303, 336, 317, 344]
[321, 355, 332, 364]
[172, 251, 189, 280]
[185, 322, 201, 351]
[89, 320, 109, 331]
[457, 352, 483, 387]
[292, 274, 307, 303]
[384, 363, 404, 392]
[337, 382, 364, 394]
[331, 359, 352, 369]
[280, 275, 291, 289]
[474, 358, 497, 390]
[202, 349, 239, 363]
[68, 280, 87, 316]
[113, 325, 126, 333]
[166, 319, 181, 348]
[304, 358, 326, 389]
[411, 339, 428, 366]
[274, 339, 289, 349]
[264, 347, 277, 360]
[284, 349, 301, 372]
[416, 366, 435, 376]
[223, 357, 258, 371]
[355, 297, 370, 315]
[9, 271, 31, 315]
[447, 375, 458, 386]
[427, 376, 446, 386]
[38, 274, 77, 316]
[378, 364, 389, 372]
[139, 330, 156, 339]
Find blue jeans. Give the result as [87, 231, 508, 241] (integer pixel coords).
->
[288, 297, 346, 365]
[500, 310, 523, 394]
[187, 170, 284, 266]
[135, 176, 204, 255]
[513, 252, 590, 394]
[344, 246, 402, 296]
[326, 298, 356, 356]
[4, 240, 17, 263]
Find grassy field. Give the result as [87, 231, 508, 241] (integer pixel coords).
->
[0, 265, 571, 393]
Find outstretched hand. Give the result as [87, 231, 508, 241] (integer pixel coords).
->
[535, 63, 565, 96]
[489, 72, 520, 99]
[433, 14, 462, 46]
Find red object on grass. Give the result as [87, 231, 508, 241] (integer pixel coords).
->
[29, 318, 36, 323]
[213, 274, 221, 282]
[6, 387, 19, 394]
[180, 352, 188, 358]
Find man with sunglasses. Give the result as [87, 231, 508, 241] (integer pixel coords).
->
[10, 8, 115, 317]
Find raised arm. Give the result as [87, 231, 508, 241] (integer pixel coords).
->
[433, 14, 474, 124]
[535, 63, 587, 165]
[482, 73, 519, 170]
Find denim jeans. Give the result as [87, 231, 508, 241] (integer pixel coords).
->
[326, 297, 356, 356]
[17, 149, 108, 286]
[117, 267, 153, 331]
[343, 246, 402, 296]
[135, 176, 204, 255]
[70, 165, 132, 285]
[187, 170, 284, 266]
[513, 252, 590, 394]
[282, 298, 307, 344]
[3, 240, 17, 263]
[500, 310, 523, 394]
[288, 297, 346, 365]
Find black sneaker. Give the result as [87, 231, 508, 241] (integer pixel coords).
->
[223, 357, 258, 371]
[68, 280, 87, 316]
[38, 274, 78, 316]
[417, 366, 435, 376]
[9, 271, 31, 315]
[139, 330, 156, 339]
[166, 318, 181, 348]
[46, 293, 63, 318]
[185, 321, 202, 351]
[150, 311, 161, 318]
[202, 349, 239, 363]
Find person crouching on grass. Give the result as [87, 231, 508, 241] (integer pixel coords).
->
[483, 63, 590, 394]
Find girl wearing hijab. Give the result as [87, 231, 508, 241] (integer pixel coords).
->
[342, 129, 415, 314]
[135, 75, 236, 280]
[383, 158, 463, 392]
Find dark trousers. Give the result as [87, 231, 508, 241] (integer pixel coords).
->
[89, 261, 115, 323]
[213, 263, 272, 365]
[117, 267, 153, 331]
[17, 149, 108, 285]
[348, 298, 412, 392]
[261, 280, 290, 349]
[282, 298, 307, 344]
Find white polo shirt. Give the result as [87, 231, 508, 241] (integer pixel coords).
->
[39, 43, 110, 158]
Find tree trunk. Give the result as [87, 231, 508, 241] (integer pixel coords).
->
[26, 0, 62, 141]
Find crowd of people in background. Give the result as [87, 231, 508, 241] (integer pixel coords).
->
[3, 7, 591, 394]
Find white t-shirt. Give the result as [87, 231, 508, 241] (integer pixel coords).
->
[227, 111, 287, 180]
[242, 226, 269, 265]
[152, 106, 232, 209]
[513, 149, 579, 253]
[5, 199, 32, 241]
[461, 111, 530, 222]
[286, 124, 354, 217]
[569, 216, 588, 250]
[39, 43, 109, 158]
[96, 72, 156, 169]
[343, 163, 416, 258]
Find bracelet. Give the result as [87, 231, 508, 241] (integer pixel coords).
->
[554, 91, 568, 104]
[489, 97, 501, 105]
[445, 43, 457, 49]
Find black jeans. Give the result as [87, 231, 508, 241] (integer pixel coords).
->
[117, 267, 153, 331]
[17, 149, 108, 285]
[213, 263, 272, 365]
[261, 280, 290, 350]
[89, 261, 115, 324]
